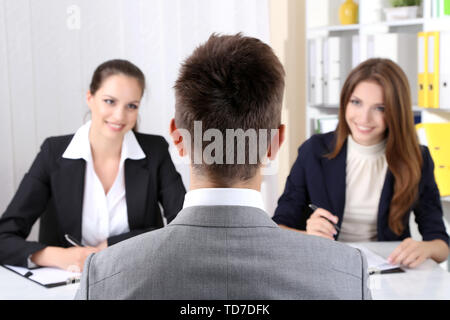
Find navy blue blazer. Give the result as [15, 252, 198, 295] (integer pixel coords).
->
[273, 132, 449, 244]
[0, 133, 186, 267]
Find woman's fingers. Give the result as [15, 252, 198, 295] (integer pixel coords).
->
[314, 208, 339, 225]
[306, 208, 339, 240]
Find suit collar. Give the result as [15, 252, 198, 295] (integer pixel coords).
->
[62, 121, 146, 162]
[169, 206, 278, 228]
[183, 188, 265, 212]
[54, 133, 150, 243]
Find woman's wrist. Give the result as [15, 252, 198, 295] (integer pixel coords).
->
[426, 239, 449, 263]
[30, 246, 65, 268]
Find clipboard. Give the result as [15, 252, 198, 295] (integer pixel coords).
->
[2, 264, 81, 288]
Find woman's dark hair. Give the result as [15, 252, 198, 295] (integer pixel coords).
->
[89, 59, 146, 132]
[329, 58, 423, 236]
[90, 59, 146, 96]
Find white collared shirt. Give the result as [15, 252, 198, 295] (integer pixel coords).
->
[62, 121, 146, 246]
[183, 188, 266, 212]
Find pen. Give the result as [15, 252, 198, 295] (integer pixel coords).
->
[308, 204, 340, 232]
[369, 267, 405, 275]
[64, 234, 84, 247]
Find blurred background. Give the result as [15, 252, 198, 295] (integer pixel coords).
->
[1, 0, 449, 255]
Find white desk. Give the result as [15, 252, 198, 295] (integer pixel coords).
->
[353, 242, 450, 300]
[0, 242, 449, 300]
[0, 265, 79, 300]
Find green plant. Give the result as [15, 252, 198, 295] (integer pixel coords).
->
[390, 0, 422, 7]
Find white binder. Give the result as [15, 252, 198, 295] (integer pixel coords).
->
[352, 35, 361, 68]
[440, 32, 450, 110]
[323, 37, 352, 106]
[359, 34, 375, 62]
[308, 38, 323, 106]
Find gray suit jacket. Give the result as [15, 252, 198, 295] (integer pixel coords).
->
[75, 206, 371, 300]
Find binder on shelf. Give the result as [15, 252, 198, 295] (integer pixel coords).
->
[351, 35, 360, 68]
[308, 38, 324, 106]
[427, 31, 440, 109]
[433, 0, 441, 17]
[445, 0, 450, 16]
[314, 115, 339, 134]
[418, 32, 429, 108]
[416, 123, 450, 197]
[359, 34, 375, 63]
[323, 37, 352, 106]
[440, 32, 450, 110]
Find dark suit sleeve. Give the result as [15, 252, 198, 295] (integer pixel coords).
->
[272, 143, 311, 230]
[156, 139, 186, 223]
[0, 139, 52, 267]
[413, 146, 449, 245]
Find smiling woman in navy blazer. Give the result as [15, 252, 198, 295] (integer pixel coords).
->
[273, 59, 449, 268]
[0, 60, 186, 271]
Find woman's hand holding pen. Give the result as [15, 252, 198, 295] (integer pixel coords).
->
[306, 207, 339, 241]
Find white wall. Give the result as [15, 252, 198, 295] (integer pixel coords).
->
[0, 0, 272, 240]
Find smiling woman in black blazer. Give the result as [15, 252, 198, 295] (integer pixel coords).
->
[273, 59, 449, 268]
[0, 59, 186, 271]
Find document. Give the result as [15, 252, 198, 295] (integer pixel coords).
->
[2, 264, 81, 288]
[349, 244, 404, 275]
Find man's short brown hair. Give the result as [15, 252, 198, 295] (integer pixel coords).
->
[174, 33, 285, 186]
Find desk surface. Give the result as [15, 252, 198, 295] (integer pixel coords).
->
[0, 242, 449, 300]
[353, 242, 450, 300]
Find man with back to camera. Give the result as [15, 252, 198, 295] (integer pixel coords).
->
[75, 33, 371, 300]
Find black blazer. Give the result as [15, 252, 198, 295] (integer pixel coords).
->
[273, 132, 449, 244]
[0, 132, 186, 267]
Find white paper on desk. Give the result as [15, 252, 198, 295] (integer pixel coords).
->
[348, 245, 401, 272]
[4, 265, 81, 286]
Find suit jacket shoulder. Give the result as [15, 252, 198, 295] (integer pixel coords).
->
[75, 206, 371, 300]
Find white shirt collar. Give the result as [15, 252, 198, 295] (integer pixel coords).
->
[62, 121, 146, 162]
[183, 188, 266, 212]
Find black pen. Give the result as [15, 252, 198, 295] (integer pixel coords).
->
[64, 234, 84, 247]
[308, 204, 340, 232]
[369, 267, 405, 275]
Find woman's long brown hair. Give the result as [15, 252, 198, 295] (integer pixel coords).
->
[328, 58, 423, 235]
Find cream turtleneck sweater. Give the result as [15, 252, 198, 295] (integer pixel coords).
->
[338, 135, 388, 243]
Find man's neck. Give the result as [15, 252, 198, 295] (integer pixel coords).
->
[189, 168, 262, 192]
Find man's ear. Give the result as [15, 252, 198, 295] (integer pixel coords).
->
[169, 118, 187, 157]
[267, 124, 286, 160]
